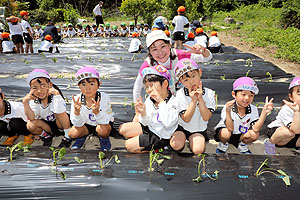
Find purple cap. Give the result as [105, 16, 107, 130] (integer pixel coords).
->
[175, 58, 198, 80]
[142, 65, 171, 81]
[289, 77, 300, 89]
[26, 69, 50, 84]
[233, 77, 259, 95]
[75, 66, 99, 84]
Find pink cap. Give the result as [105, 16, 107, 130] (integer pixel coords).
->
[0, 88, 3, 94]
[142, 65, 171, 81]
[289, 77, 300, 89]
[26, 69, 50, 84]
[174, 58, 198, 80]
[233, 77, 259, 95]
[75, 66, 99, 84]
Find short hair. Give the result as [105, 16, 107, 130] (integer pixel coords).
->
[78, 78, 100, 86]
[143, 74, 169, 88]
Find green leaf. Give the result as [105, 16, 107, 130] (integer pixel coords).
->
[160, 154, 171, 160]
[58, 147, 66, 159]
[192, 176, 203, 183]
[49, 147, 54, 151]
[156, 159, 164, 165]
[99, 151, 105, 159]
[60, 172, 66, 180]
[114, 155, 121, 164]
[282, 176, 291, 186]
[74, 157, 84, 164]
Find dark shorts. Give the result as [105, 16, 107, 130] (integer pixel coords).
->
[12, 34, 24, 44]
[214, 127, 241, 148]
[139, 124, 170, 151]
[173, 31, 185, 41]
[95, 15, 104, 26]
[23, 33, 33, 44]
[176, 125, 209, 141]
[208, 46, 222, 53]
[41, 119, 64, 136]
[267, 127, 300, 148]
[85, 121, 114, 136]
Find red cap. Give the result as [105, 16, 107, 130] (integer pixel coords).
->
[177, 6, 185, 12]
[1, 32, 10, 39]
[187, 32, 195, 39]
[132, 32, 139, 37]
[211, 31, 217, 36]
[164, 30, 170, 36]
[20, 10, 29, 16]
[45, 35, 53, 41]
[9, 16, 18, 23]
[196, 28, 203, 34]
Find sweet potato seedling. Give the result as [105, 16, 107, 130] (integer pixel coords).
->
[149, 149, 171, 172]
[193, 154, 219, 183]
[98, 151, 121, 169]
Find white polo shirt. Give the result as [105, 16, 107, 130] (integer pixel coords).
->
[208, 36, 221, 47]
[71, 91, 114, 127]
[0, 100, 28, 123]
[128, 38, 141, 53]
[195, 35, 208, 48]
[2, 40, 15, 53]
[21, 20, 33, 34]
[177, 87, 216, 132]
[7, 22, 23, 36]
[139, 92, 180, 139]
[29, 95, 66, 121]
[172, 15, 189, 33]
[67, 29, 77, 37]
[268, 105, 294, 128]
[104, 27, 112, 34]
[38, 40, 55, 51]
[93, 4, 102, 16]
[215, 103, 259, 134]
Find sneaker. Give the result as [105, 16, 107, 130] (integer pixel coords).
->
[238, 142, 252, 154]
[264, 138, 276, 155]
[216, 142, 229, 153]
[58, 137, 72, 148]
[2, 135, 19, 146]
[71, 136, 87, 150]
[42, 136, 53, 146]
[294, 147, 300, 154]
[99, 136, 111, 151]
[23, 134, 34, 145]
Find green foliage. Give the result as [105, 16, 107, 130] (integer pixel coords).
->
[281, 0, 300, 29]
[63, 3, 79, 25]
[149, 148, 171, 172]
[185, 0, 202, 21]
[30, 8, 65, 24]
[37, 0, 54, 11]
[120, 0, 145, 24]
[7, 141, 31, 162]
[160, 0, 184, 22]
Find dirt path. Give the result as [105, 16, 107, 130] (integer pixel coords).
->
[218, 30, 300, 77]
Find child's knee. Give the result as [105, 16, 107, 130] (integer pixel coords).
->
[191, 146, 205, 155]
[170, 139, 185, 151]
[96, 124, 111, 138]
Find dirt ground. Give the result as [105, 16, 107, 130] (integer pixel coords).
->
[218, 30, 300, 77]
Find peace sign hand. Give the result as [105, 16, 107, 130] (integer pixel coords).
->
[72, 96, 81, 116]
[135, 96, 146, 116]
[283, 99, 300, 112]
[91, 98, 100, 115]
[262, 96, 274, 115]
[183, 43, 206, 55]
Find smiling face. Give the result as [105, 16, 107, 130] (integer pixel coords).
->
[30, 78, 52, 100]
[289, 86, 300, 106]
[179, 69, 202, 92]
[79, 78, 100, 98]
[232, 90, 255, 108]
[149, 40, 171, 63]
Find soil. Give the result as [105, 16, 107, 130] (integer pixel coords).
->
[218, 30, 300, 77]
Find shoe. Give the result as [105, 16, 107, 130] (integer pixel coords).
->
[71, 136, 87, 150]
[238, 142, 252, 154]
[264, 138, 276, 155]
[294, 147, 300, 154]
[216, 142, 229, 153]
[58, 137, 72, 148]
[99, 136, 111, 151]
[23, 134, 34, 145]
[42, 136, 53, 146]
[2, 135, 19, 146]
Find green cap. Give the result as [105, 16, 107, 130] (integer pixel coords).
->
[63, 24, 67, 27]
[77, 22, 82, 26]
[83, 24, 87, 28]
[42, 26, 46, 29]
[121, 23, 126, 26]
[129, 22, 134, 26]
[112, 25, 117, 30]
[68, 23, 73, 27]
[34, 23, 40, 26]
[137, 22, 141, 25]
[56, 25, 60, 28]
[105, 22, 110, 26]
[100, 24, 104, 27]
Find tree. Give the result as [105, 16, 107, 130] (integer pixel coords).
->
[281, 0, 300, 29]
[120, 0, 145, 25]
[185, 0, 203, 21]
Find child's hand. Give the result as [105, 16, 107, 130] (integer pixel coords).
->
[72, 96, 81, 116]
[149, 84, 163, 103]
[23, 89, 37, 103]
[183, 43, 206, 55]
[91, 98, 100, 115]
[262, 96, 274, 115]
[226, 100, 235, 112]
[135, 96, 146, 116]
[48, 87, 60, 96]
[283, 99, 300, 112]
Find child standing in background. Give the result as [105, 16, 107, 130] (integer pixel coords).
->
[170, 58, 215, 154]
[22, 69, 71, 147]
[6, 16, 24, 53]
[214, 77, 274, 154]
[20, 10, 34, 53]
[172, 6, 189, 49]
[68, 67, 114, 150]
[266, 77, 300, 154]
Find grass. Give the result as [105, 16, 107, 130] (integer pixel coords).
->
[211, 5, 300, 62]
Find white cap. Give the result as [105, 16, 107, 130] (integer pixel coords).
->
[146, 30, 170, 48]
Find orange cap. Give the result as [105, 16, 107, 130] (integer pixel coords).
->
[211, 31, 217, 36]
[177, 6, 185, 12]
[196, 28, 203, 34]
[164, 30, 170, 36]
[187, 32, 195, 39]
[9, 16, 18, 23]
[132, 32, 139, 37]
[20, 10, 29, 16]
[152, 28, 159, 31]
[1, 32, 10, 39]
[45, 35, 53, 41]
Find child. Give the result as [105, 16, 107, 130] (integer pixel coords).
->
[136, 23, 143, 37]
[62, 24, 68, 38]
[194, 28, 208, 48]
[119, 65, 180, 153]
[164, 30, 171, 37]
[67, 24, 77, 38]
[20, 10, 34, 53]
[171, 58, 215, 154]
[38, 35, 59, 53]
[91, 24, 99, 37]
[104, 23, 112, 37]
[111, 26, 120, 37]
[0, 88, 34, 146]
[132, 30, 212, 104]
[208, 31, 222, 53]
[1, 32, 17, 53]
[266, 77, 300, 154]
[6, 16, 24, 53]
[34, 23, 43, 39]
[68, 67, 114, 150]
[172, 6, 189, 49]
[214, 77, 274, 154]
[22, 69, 72, 147]
[120, 23, 129, 37]
[184, 32, 195, 50]
[98, 24, 105, 37]
[76, 23, 85, 37]
[143, 24, 150, 37]
[128, 32, 144, 53]
[128, 22, 137, 37]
